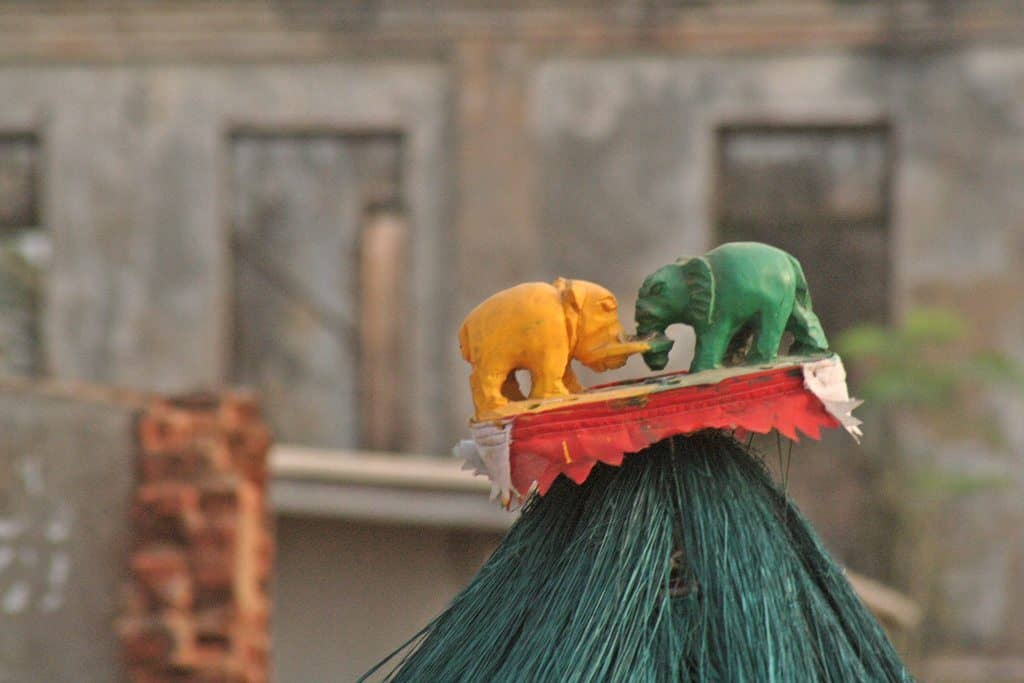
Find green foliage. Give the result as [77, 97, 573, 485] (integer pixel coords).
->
[909, 470, 1013, 499]
[0, 238, 44, 374]
[836, 308, 1024, 408]
[0, 241, 42, 302]
[836, 307, 1024, 498]
[362, 434, 911, 682]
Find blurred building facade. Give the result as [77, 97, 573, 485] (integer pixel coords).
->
[1, 2, 1023, 681]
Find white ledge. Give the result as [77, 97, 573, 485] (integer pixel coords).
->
[269, 444, 514, 531]
[267, 446, 920, 628]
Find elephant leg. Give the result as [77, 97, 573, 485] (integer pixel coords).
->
[746, 309, 787, 365]
[786, 303, 829, 355]
[690, 325, 734, 373]
[501, 370, 526, 401]
[562, 365, 584, 393]
[470, 366, 512, 417]
[724, 322, 755, 366]
[528, 353, 571, 400]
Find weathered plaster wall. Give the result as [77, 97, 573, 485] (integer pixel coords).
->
[0, 383, 140, 683]
[0, 64, 452, 453]
[890, 48, 1024, 660]
[0, 4, 1022, 677]
[272, 518, 500, 683]
[529, 54, 890, 365]
[524, 47, 1024, 662]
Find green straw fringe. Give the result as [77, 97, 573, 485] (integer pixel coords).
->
[361, 431, 913, 682]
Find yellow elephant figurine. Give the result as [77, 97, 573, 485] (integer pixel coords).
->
[458, 277, 651, 420]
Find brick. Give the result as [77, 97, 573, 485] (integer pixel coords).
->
[140, 449, 202, 483]
[240, 616, 269, 645]
[197, 477, 243, 519]
[190, 521, 238, 551]
[245, 640, 270, 671]
[217, 393, 262, 431]
[255, 530, 275, 580]
[190, 520, 242, 590]
[140, 439, 233, 482]
[189, 649, 250, 682]
[227, 427, 272, 485]
[195, 605, 237, 640]
[131, 548, 193, 610]
[191, 550, 237, 590]
[202, 440, 236, 472]
[232, 482, 265, 615]
[137, 482, 201, 516]
[133, 482, 202, 542]
[193, 584, 234, 611]
[118, 612, 196, 666]
[124, 391, 273, 682]
[137, 407, 196, 455]
[125, 668, 189, 683]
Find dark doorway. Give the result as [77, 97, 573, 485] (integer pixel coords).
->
[714, 123, 896, 579]
[716, 124, 892, 335]
[230, 132, 405, 450]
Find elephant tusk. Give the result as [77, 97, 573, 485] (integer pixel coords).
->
[601, 340, 651, 357]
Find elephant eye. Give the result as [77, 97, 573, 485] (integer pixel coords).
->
[647, 282, 665, 296]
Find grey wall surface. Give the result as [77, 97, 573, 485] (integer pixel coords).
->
[231, 133, 403, 450]
[0, 382, 139, 683]
[0, 134, 44, 378]
[271, 517, 499, 683]
[528, 49, 1024, 657]
[0, 4, 1022, 677]
[0, 65, 452, 454]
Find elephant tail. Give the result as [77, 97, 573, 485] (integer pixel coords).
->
[788, 254, 813, 310]
[458, 321, 472, 363]
[786, 254, 829, 354]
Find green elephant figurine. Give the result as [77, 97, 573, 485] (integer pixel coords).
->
[635, 242, 829, 372]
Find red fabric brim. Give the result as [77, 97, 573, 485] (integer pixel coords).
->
[509, 366, 841, 496]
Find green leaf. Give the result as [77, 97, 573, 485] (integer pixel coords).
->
[901, 308, 967, 345]
[834, 325, 890, 360]
[909, 469, 1013, 498]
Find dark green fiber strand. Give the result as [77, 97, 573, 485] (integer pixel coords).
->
[360, 432, 913, 682]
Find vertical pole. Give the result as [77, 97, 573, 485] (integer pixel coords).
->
[359, 208, 408, 451]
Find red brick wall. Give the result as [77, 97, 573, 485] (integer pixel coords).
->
[119, 393, 274, 683]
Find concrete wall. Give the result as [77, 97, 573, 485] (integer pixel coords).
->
[1, 2, 1023, 678]
[527, 48, 1024, 664]
[0, 382, 140, 683]
[272, 517, 500, 683]
[0, 64, 452, 454]
[0, 381, 501, 682]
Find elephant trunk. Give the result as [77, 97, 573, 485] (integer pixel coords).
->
[635, 306, 673, 371]
[635, 314, 662, 340]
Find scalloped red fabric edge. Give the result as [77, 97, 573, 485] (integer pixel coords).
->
[509, 366, 841, 497]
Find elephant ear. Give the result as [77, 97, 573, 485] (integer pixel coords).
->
[554, 277, 583, 308]
[553, 277, 584, 348]
[676, 256, 715, 324]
